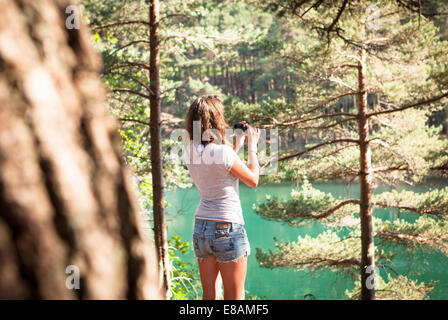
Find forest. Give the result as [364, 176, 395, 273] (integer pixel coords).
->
[0, 0, 447, 301]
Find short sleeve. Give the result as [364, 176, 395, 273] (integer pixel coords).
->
[222, 145, 239, 171]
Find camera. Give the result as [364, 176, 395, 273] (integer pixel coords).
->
[233, 121, 248, 132]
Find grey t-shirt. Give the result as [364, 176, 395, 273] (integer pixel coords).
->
[183, 142, 244, 225]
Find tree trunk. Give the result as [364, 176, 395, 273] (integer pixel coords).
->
[149, 0, 170, 299]
[357, 49, 375, 300]
[226, 63, 232, 95]
[0, 0, 161, 299]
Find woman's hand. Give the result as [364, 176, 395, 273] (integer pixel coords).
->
[246, 124, 261, 151]
[230, 122, 261, 187]
[233, 121, 248, 152]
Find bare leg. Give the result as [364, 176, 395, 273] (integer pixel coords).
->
[218, 256, 247, 300]
[197, 256, 221, 300]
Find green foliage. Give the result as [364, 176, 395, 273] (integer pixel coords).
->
[162, 139, 194, 190]
[171, 77, 225, 118]
[257, 230, 361, 273]
[256, 228, 392, 275]
[223, 96, 269, 128]
[136, 173, 153, 216]
[373, 187, 448, 216]
[255, 217, 440, 299]
[369, 110, 448, 184]
[168, 236, 201, 300]
[254, 181, 333, 219]
[346, 274, 437, 300]
[375, 215, 448, 255]
[117, 126, 150, 174]
[253, 180, 358, 226]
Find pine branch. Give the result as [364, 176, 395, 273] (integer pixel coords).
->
[302, 91, 359, 114]
[371, 164, 448, 174]
[112, 88, 150, 100]
[430, 163, 448, 172]
[295, 117, 357, 130]
[108, 60, 151, 71]
[276, 111, 357, 127]
[375, 231, 431, 244]
[370, 164, 408, 174]
[325, 0, 348, 33]
[159, 13, 196, 22]
[374, 216, 448, 255]
[111, 40, 151, 54]
[90, 20, 150, 30]
[366, 92, 448, 118]
[256, 231, 362, 272]
[372, 202, 436, 215]
[263, 91, 359, 129]
[326, 63, 359, 71]
[253, 181, 361, 226]
[277, 139, 359, 162]
[372, 187, 448, 216]
[328, 76, 357, 91]
[105, 71, 152, 93]
[160, 34, 222, 42]
[300, 0, 325, 17]
[347, 274, 437, 300]
[266, 256, 361, 268]
[314, 199, 360, 219]
[117, 118, 150, 126]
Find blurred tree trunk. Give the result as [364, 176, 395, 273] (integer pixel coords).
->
[149, 0, 170, 299]
[0, 0, 161, 299]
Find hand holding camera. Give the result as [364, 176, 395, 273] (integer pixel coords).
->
[233, 121, 260, 152]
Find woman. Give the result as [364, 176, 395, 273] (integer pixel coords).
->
[183, 95, 260, 300]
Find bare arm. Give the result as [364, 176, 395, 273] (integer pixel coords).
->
[230, 125, 260, 187]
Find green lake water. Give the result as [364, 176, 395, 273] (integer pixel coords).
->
[165, 181, 448, 300]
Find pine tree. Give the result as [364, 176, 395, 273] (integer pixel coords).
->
[252, 0, 448, 300]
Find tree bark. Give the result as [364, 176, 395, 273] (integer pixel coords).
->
[149, 0, 170, 299]
[357, 49, 375, 300]
[0, 0, 161, 299]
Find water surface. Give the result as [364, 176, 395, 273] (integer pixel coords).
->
[165, 181, 448, 299]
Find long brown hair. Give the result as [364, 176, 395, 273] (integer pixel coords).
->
[185, 95, 229, 146]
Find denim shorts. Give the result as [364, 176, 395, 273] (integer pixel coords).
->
[192, 219, 251, 263]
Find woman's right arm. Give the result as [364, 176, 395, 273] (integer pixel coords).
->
[230, 126, 260, 188]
